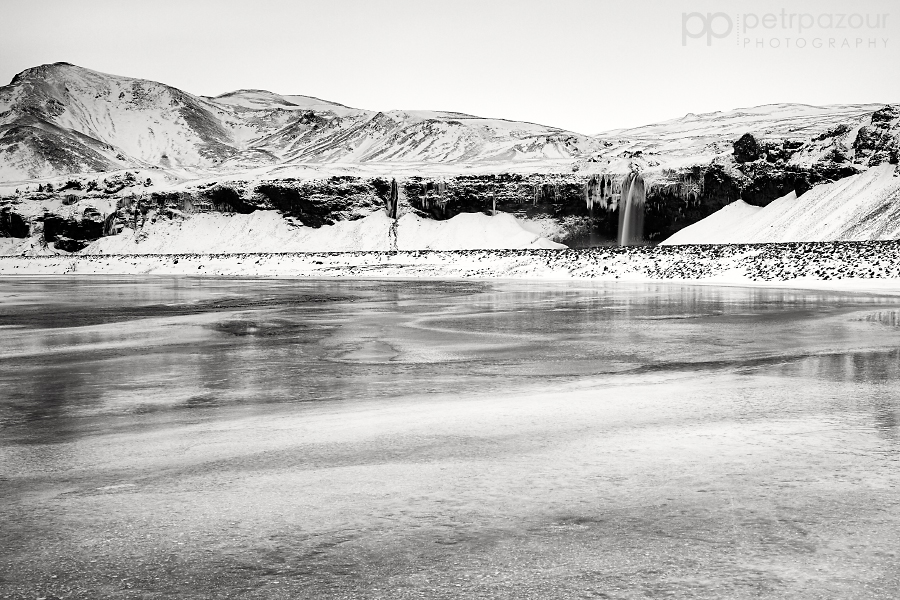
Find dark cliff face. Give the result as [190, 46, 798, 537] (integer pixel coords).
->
[101, 177, 388, 234]
[735, 161, 863, 207]
[0, 165, 873, 251]
[397, 161, 870, 244]
[252, 178, 383, 227]
[404, 175, 589, 220]
[42, 206, 105, 251]
[853, 105, 900, 166]
[403, 174, 617, 245]
[1, 206, 30, 238]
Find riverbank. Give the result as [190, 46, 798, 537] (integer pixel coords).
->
[2, 241, 900, 293]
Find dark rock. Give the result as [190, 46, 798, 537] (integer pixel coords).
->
[852, 105, 900, 166]
[825, 145, 850, 163]
[733, 133, 762, 163]
[43, 212, 104, 245]
[760, 139, 804, 163]
[201, 185, 253, 213]
[53, 236, 90, 252]
[736, 160, 860, 207]
[814, 124, 851, 141]
[871, 105, 900, 123]
[59, 179, 83, 191]
[0, 206, 30, 237]
[253, 177, 382, 227]
[101, 171, 140, 194]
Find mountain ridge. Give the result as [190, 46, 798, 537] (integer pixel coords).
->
[0, 62, 603, 181]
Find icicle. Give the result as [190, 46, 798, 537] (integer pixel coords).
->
[385, 178, 398, 219]
[585, 174, 596, 222]
[102, 211, 118, 237]
[585, 174, 602, 211]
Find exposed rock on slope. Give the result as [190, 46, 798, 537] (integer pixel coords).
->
[853, 105, 900, 166]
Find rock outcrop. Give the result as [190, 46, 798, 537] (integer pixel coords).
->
[733, 133, 762, 163]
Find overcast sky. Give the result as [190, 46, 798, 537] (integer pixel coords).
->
[1, 0, 897, 133]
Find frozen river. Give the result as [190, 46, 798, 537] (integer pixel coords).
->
[1, 277, 899, 599]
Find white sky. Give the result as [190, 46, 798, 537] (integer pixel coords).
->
[1, 0, 897, 133]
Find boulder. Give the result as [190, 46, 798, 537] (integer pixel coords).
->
[53, 236, 90, 252]
[733, 133, 762, 163]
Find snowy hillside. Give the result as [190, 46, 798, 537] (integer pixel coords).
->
[5, 62, 892, 185]
[589, 103, 886, 171]
[0, 63, 601, 182]
[661, 166, 900, 245]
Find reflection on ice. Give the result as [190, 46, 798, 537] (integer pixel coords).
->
[2, 278, 900, 599]
[1, 278, 899, 443]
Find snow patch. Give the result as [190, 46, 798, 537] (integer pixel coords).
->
[82, 210, 564, 254]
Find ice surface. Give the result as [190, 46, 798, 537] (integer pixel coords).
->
[2, 279, 899, 598]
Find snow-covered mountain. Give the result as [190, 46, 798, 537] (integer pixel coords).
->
[0, 63, 601, 181]
[2, 62, 896, 184]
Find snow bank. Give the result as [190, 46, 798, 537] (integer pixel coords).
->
[82, 210, 564, 254]
[0, 237, 45, 256]
[6, 241, 900, 294]
[662, 166, 900, 245]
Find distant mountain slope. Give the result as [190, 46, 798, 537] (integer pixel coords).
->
[0, 63, 601, 181]
[589, 103, 886, 171]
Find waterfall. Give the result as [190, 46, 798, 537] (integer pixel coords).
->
[617, 172, 645, 246]
[386, 178, 398, 219]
